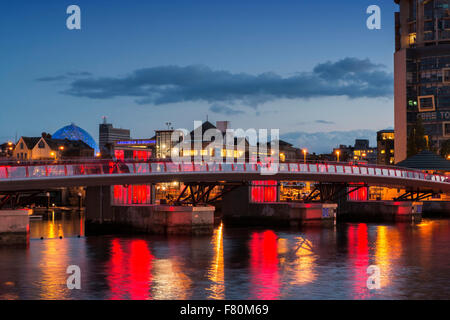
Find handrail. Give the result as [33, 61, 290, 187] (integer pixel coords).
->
[0, 160, 448, 184]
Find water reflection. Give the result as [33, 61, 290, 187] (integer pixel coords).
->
[375, 226, 402, 288]
[249, 231, 280, 300]
[290, 237, 317, 286]
[0, 215, 449, 299]
[107, 239, 154, 300]
[30, 211, 84, 239]
[206, 222, 224, 300]
[347, 224, 370, 299]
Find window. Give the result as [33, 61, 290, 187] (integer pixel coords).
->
[443, 68, 450, 83]
[20, 142, 24, 150]
[38, 141, 45, 149]
[418, 95, 436, 112]
[444, 122, 450, 137]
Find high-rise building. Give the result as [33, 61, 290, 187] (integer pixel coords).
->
[99, 118, 131, 156]
[377, 130, 395, 165]
[394, 0, 450, 163]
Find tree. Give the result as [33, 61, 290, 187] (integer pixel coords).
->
[407, 117, 428, 158]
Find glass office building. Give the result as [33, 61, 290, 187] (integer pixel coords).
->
[394, 0, 450, 162]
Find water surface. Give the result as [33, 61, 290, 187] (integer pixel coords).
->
[0, 213, 449, 299]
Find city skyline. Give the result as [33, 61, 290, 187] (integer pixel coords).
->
[1, 0, 397, 153]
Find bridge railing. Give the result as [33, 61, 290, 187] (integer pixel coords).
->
[0, 161, 448, 183]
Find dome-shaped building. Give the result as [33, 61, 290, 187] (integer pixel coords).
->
[53, 123, 99, 153]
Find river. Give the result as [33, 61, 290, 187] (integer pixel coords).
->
[0, 211, 449, 299]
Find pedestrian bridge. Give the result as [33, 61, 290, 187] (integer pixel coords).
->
[0, 161, 449, 193]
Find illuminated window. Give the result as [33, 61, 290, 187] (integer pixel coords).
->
[418, 95, 435, 112]
[409, 33, 416, 45]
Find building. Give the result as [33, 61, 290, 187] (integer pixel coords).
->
[13, 136, 94, 160]
[352, 139, 377, 163]
[114, 138, 156, 161]
[0, 141, 15, 158]
[394, 0, 450, 163]
[53, 123, 99, 153]
[332, 140, 377, 164]
[12, 137, 41, 160]
[377, 130, 395, 165]
[155, 129, 181, 159]
[99, 118, 131, 156]
[154, 121, 286, 162]
[258, 140, 302, 162]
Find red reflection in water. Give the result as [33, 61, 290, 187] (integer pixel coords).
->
[108, 239, 154, 300]
[348, 224, 370, 298]
[249, 231, 280, 299]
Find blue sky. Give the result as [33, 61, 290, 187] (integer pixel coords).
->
[0, 0, 398, 153]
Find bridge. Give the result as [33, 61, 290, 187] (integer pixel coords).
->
[0, 160, 449, 193]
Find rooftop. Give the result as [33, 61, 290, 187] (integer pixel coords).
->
[396, 150, 450, 172]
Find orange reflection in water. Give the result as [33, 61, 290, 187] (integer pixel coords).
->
[348, 224, 370, 299]
[38, 239, 70, 300]
[290, 237, 317, 286]
[207, 223, 225, 300]
[107, 239, 154, 300]
[249, 230, 280, 300]
[375, 226, 402, 288]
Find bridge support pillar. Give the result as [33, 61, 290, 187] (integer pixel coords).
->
[422, 201, 450, 217]
[339, 201, 422, 222]
[222, 186, 336, 226]
[0, 209, 31, 245]
[85, 186, 112, 235]
[111, 205, 215, 235]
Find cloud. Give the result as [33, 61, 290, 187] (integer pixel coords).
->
[209, 104, 245, 115]
[58, 57, 393, 106]
[36, 71, 92, 82]
[36, 75, 68, 82]
[281, 129, 377, 154]
[315, 120, 335, 125]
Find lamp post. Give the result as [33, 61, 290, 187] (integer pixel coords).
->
[336, 150, 340, 162]
[302, 149, 307, 164]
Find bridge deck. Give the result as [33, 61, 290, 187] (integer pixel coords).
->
[0, 161, 448, 192]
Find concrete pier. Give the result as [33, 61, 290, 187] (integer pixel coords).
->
[223, 201, 337, 227]
[339, 201, 422, 222]
[111, 205, 215, 235]
[422, 201, 450, 217]
[222, 185, 336, 226]
[0, 209, 31, 245]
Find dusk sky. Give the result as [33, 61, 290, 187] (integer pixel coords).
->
[1, 0, 398, 153]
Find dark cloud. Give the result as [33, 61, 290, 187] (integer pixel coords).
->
[315, 120, 335, 124]
[36, 75, 68, 82]
[209, 104, 245, 115]
[281, 129, 377, 154]
[58, 58, 393, 106]
[36, 71, 92, 82]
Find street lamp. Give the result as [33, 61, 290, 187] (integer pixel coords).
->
[336, 150, 340, 162]
[302, 149, 307, 164]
